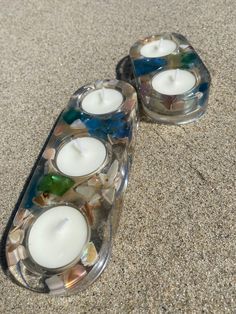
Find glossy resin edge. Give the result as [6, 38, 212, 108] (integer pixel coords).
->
[4, 79, 138, 295]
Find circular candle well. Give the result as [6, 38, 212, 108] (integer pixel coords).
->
[152, 69, 196, 95]
[140, 39, 177, 58]
[27, 205, 89, 270]
[56, 137, 107, 177]
[81, 88, 123, 115]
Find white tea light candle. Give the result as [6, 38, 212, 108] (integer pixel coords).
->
[140, 38, 177, 58]
[56, 137, 107, 177]
[81, 88, 123, 115]
[152, 69, 196, 95]
[28, 205, 89, 269]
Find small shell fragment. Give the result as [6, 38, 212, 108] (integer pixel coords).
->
[6, 244, 28, 266]
[75, 186, 96, 202]
[13, 209, 34, 230]
[81, 242, 99, 267]
[124, 99, 136, 112]
[9, 229, 24, 245]
[114, 174, 122, 191]
[98, 173, 108, 186]
[195, 92, 203, 99]
[107, 135, 128, 146]
[45, 275, 65, 295]
[63, 264, 87, 289]
[88, 193, 101, 207]
[13, 208, 31, 227]
[102, 187, 116, 204]
[70, 119, 86, 129]
[33, 193, 55, 207]
[42, 148, 56, 160]
[179, 44, 189, 49]
[83, 203, 94, 225]
[106, 160, 119, 187]
[87, 175, 102, 188]
[53, 124, 64, 136]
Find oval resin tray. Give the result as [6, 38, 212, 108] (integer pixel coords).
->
[4, 79, 138, 295]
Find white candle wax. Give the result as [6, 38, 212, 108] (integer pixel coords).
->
[56, 137, 107, 177]
[152, 69, 196, 95]
[28, 205, 89, 269]
[81, 88, 123, 115]
[140, 39, 177, 58]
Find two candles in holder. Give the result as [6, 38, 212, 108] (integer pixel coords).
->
[140, 38, 196, 96]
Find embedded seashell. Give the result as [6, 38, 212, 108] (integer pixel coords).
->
[6, 244, 27, 266]
[45, 159, 57, 173]
[106, 79, 117, 86]
[195, 92, 203, 99]
[53, 124, 64, 136]
[9, 229, 24, 245]
[45, 275, 65, 295]
[122, 83, 135, 95]
[17, 245, 28, 259]
[102, 187, 115, 205]
[124, 99, 136, 112]
[63, 264, 87, 289]
[87, 175, 102, 188]
[13, 208, 28, 226]
[169, 101, 185, 111]
[13, 208, 33, 228]
[33, 193, 55, 207]
[88, 193, 101, 207]
[6, 245, 18, 266]
[70, 119, 86, 129]
[21, 215, 34, 231]
[59, 188, 81, 203]
[81, 242, 98, 267]
[179, 44, 189, 50]
[114, 174, 122, 191]
[83, 203, 94, 225]
[107, 135, 129, 146]
[75, 186, 96, 202]
[42, 148, 56, 160]
[98, 173, 108, 186]
[106, 160, 119, 186]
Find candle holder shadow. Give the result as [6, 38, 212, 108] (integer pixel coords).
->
[3, 79, 138, 295]
[130, 32, 211, 125]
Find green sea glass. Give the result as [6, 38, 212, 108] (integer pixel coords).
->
[38, 174, 74, 196]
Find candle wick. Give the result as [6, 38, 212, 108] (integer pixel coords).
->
[72, 139, 83, 155]
[99, 87, 106, 105]
[153, 44, 159, 51]
[170, 69, 179, 83]
[174, 69, 179, 81]
[159, 37, 163, 50]
[56, 218, 69, 232]
[154, 38, 164, 52]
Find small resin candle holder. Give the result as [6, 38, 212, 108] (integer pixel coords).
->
[130, 33, 211, 124]
[5, 79, 138, 295]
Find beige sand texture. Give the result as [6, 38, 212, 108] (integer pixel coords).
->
[0, 0, 235, 313]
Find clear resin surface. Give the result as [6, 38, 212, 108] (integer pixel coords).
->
[4, 79, 138, 295]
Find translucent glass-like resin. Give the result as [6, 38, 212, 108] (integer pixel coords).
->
[130, 33, 211, 124]
[4, 79, 138, 295]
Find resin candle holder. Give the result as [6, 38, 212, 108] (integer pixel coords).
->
[130, 33, 211, 124]
[5, 79, 138, 295]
